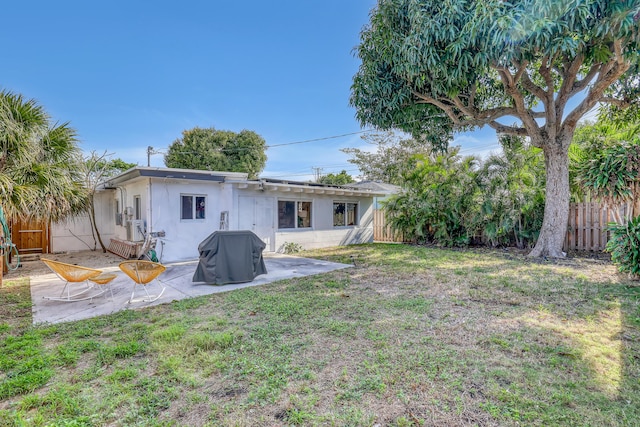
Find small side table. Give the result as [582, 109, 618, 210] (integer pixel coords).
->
[89, 273, 117, 300]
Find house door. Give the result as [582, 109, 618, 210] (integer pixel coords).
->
[10, 218, 50, 254]
[239, 196, 275, 251]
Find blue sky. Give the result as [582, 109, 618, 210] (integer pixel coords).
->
[2, 0, 502, 181]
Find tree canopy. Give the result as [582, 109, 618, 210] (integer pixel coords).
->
[164, 127, 267, 179]
[0, 90, 87, 222]
[342, 131, 434, 185]
[317, 170, 355, 186]
[351, 0, 640, 257]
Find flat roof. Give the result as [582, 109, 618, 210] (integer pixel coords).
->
[104, 167, 248, 187]
[103, 167, 387, 197]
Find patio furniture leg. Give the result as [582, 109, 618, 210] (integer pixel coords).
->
[128, 284, 138, 304]
[45, 281, 96, 301]
[120, 260, 167, 305]
[88, 273, 117, 301]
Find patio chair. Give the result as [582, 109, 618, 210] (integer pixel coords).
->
[41, 258, 104, 301]
[118, 260, 166, 304]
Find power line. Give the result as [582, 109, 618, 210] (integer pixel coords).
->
[151, 129, 375, 156]
[266, 130, 372, 148]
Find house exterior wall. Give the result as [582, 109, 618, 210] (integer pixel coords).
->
[232, 188, 375, 253]
[273, 195, 374, 251]
[110, 179, 150, 241]
[146, 178, 229, 262]
[50, 173, 378, 262]
[50, 190, 116, 253]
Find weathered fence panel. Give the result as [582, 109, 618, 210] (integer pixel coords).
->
[564, 202, 626, 251]
[373, 210, 406, 242]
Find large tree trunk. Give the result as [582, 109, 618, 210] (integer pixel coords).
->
[529, 139, 571, 258]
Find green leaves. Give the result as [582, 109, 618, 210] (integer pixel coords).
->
[385, 147, 482, 246]
[606, 216, 640, 277]
[384, 136, 545, 248]
[317, 170, 354, 185]
[164, 127, 267, 179]
[352, 0, 639, 135]
[575, 137, 640, 208]
[0, 90, 88, 221]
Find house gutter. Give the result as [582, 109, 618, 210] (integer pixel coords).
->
[148, 178, 153, 236]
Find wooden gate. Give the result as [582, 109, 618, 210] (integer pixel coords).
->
[10, 218, 50, 254]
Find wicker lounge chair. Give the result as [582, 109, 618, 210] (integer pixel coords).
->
[118, 260, 166, 304]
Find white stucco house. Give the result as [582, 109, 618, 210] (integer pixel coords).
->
[51, 167, 386, 262]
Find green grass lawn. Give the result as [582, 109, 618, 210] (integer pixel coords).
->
[1, 244, 639, 426]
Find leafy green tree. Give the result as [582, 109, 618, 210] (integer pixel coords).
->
[572, 116, 640, 277]
[92, 157, 136, 178]
[385, 148, 481, 246]
[576, 138, 640, 223]
[317, 170, 354, 185]
[164, 127, 267, 179]
[572, 116, 640, 216]
[351, 0, 640, 258]
[0, 90, 87, 222]
[342, 131, 435, 185]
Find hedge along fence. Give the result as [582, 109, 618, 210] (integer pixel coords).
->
[374, 202, 628, 251]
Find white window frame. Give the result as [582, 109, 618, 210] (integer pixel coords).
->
[115, 199, 123, 225]
[278, 200, 312, 230]
[133, 195, 142, 220]
[333, 201, 359, 227]
[181, 194, 206, 221]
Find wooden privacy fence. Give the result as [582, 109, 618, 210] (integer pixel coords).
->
[373, 209, 407, 243]
[374, 203, 627, 251]
[565, 202, 626, 251]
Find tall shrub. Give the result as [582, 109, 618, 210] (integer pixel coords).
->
[606, 216, 640, 279]
[385, 148, 481, 246]
[477, 136, 545, 248]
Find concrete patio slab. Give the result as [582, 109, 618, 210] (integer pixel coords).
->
[30, 254, 351, 325]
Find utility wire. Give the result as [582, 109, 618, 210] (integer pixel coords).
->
[153, 129, 375, 155]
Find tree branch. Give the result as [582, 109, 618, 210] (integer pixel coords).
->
[519, 70, 548, 102]
[570, 62, 600, 94]
[494, 66, 541, 134]
[450, 94, 480, 120]
[563, 52, 631, 130]
[412, 90, 539, 129]
[600, 97, 632, 108]
[412, 92, 465, 125]
[487, 121, 530, 137]
[539, 55, 556, 100]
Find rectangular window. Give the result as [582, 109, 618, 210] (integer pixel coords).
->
[133, 196, 141, 220]
[115, 199, 122, 225]
[181, 195, 206, 220]
[333, 202, 358, 227]
[278, 200, 312, 229]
